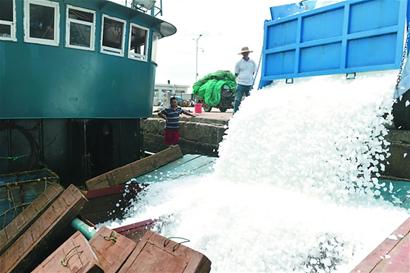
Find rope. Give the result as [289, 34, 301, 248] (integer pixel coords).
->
[61, 245, 83, 267]
[163, 237, 190, 252]
[0, 154, 29, 161]
[103, 231, 118, 244]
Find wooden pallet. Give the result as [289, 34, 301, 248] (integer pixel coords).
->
[0, 183, 64, 255]
[118, 230, 211, 273]
[0, 185, 87, 273]
[32, 231, 103, 273]
[89, 226, 137, 273]
[86, 145, 183, 190]
[351, 217, 410, 273]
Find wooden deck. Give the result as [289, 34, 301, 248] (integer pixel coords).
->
[351, 217, 410, 273]
[134, 154, 216, 184]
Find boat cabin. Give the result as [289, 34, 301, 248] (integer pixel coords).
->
[0, 0, 176, 183]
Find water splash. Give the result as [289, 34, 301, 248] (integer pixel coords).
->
[111, 72, 408, 273]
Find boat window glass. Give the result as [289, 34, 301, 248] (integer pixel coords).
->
[66, 5, 95, 51]
[0, 0, 16, 41]
[25, 0, 59, 46]
[101, 15, 126, 56]
[128, 23, 149, 61]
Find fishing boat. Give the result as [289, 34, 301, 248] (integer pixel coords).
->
[0, 0, 176, 185]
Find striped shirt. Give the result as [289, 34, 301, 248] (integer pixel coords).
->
[161, 107, 184, 129]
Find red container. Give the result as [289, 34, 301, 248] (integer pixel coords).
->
[194, 103, 202, 114]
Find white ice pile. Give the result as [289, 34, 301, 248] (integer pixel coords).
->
[110, 72, 409, 273]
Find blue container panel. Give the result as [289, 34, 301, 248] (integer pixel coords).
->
[260, 0, 408, 87]
[300, 42, 342, 72]
[266, 19, 298, 49]
[265, 50, 295, 76]
[349, 0, 400, 33]
[302, 7, 344, 42]
[270, 4, 302, 21]
[270, 1, 317, 20]
[347, 34, 398, 68]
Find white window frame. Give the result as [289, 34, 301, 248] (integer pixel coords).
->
[65, 5, 96, 51]
[100, 14, 126, 57]
[0, 0, 17, 42]
[151, 32, 160, 63]
[24, 0, 60, 46]
[128, 23, 149, 62]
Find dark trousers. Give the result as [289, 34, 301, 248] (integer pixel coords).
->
[234, 84, 252, 113]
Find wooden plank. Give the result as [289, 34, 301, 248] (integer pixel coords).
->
[372, 233, 410, 272]
[351, 217, 410, 273]
[118, 231, 211, 273]
[0, 183, 64, 255]
[136, 155, 215, 183]
[86, 145, 183, 190]
[0, 185, 88, 273]
[32, 231, 103, 273]
[89, 226, 137, 273]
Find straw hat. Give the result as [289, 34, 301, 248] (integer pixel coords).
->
[238, 46, 253, 54]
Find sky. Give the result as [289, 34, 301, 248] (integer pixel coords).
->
[112, 0, 341, 87]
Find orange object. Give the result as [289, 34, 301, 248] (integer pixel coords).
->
[118, 230, 211, 273]
[32, 231, 103, 273]
[194, 103, 202, 114]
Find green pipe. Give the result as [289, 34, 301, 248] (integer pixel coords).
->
[71, 218, 97, 240]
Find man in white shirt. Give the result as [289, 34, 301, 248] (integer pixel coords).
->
[234, 46, 257, 113]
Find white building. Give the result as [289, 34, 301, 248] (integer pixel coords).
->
[154, 83, 191, 106]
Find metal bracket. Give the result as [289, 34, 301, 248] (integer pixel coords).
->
[346, 72, 356, 80]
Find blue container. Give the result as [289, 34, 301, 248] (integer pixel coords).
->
[260, 0, 409, 88]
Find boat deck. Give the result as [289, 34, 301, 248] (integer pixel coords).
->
[134, 154, 216, 184]
[351, 217, 410, 273]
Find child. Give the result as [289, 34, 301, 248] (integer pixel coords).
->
[158, 97, 196, 145]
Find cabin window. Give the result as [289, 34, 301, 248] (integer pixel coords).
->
[66, 5, 96, 50]
[101, 15, 126, 56]
[25, 0, 59, 46]
[0, 0, 16, 41]
[128, 23, 149, 61]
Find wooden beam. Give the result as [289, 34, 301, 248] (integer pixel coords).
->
[0, 183, 64, 255]
[118, 231, 211, 273]
[32, 231, 103, 273]
[86, 145, 183, 190]
[90, 226, 137, 273]
[351, 217, 410, 273]
[0, 185, 88, 273]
